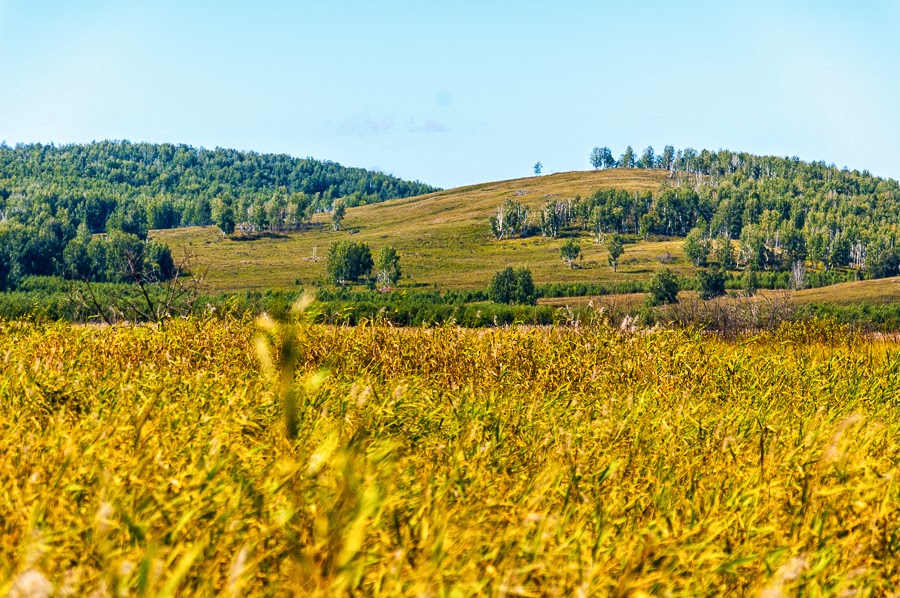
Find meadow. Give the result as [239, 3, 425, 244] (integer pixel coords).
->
[3, 311, 900, 596]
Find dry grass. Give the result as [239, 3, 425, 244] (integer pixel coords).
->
[3, 315, 900, 595]
[153, 170, 678, 293]
[542, 277, 900, 312]
[789, 277, 900, 306]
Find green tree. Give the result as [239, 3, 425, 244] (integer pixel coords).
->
[781, 227, 807, 268]
[511, 267, 536, 305]
[602, 147, 616, 169]
[145, 241, 176, 281]
[639, 146, 655, 169]
[660, 145, 676, 170]
[105, 230, 147, 283]
[489, 199, 529, 240]
[560, 238, 581, 268]
[619, 146, 635, 169]
[326, 240, 373, 285]
[590, 147, 604, 170]
[0, 222, 26, 291]
[647, 268, 680, 306]
[697, 266, 726, 300]
[106, 198, 148, 240]
[714, 236, 736, 270]
[62, 223, 94, 280]
[867, 247, 900, 279]
[742, 268, 759, 297]
[607, 233, 624, 272]
[683, 228, 709, 266]
[216, 204, 236, 236]
[375, 245, 402, 288]
[331, 198, 347, 231]
[533, 162, 543, 176]
[489, 267, 536, 305]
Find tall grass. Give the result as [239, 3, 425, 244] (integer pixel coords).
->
[2, 316, 900, 594]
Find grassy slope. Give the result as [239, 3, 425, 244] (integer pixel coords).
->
[153, 169, 900, 307]
[541, 277, 900, 309]
[154, 170, 681, 293]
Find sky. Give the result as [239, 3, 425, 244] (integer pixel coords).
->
[1, 0, 899, 189]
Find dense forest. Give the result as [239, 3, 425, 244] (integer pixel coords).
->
[495, 146, 900, 278]
[0, 141, 438, 289]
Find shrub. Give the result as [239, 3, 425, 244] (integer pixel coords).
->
[697, 267, 726, 300]
[647, 268, 680, 306]
[489, 267, 536, 305]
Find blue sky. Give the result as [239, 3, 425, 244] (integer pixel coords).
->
[1, 1, 898, 189]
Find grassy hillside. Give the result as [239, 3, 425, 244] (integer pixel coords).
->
[154, 169, 678, 292]
[541, 277, 900, 310]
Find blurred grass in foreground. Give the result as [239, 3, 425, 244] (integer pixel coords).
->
[2, 315, 900, 595]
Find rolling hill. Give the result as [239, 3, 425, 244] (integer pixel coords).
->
[153, 169, 686, 292]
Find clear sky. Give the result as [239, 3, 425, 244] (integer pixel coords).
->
[1, 1, 898, 189]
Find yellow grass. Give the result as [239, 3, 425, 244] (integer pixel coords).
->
[3, 315, 900, 595]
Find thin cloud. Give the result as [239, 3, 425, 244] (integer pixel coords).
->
[409, 120, 448, 134]
[336, 115, 395, 137]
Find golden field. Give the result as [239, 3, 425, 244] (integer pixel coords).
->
[2, 315, 900, 595]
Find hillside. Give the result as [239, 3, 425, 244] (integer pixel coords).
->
[0, 141, 437, 229]
[154, 169, 678, 292]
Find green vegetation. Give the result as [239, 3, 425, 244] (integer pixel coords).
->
[647, 268, 680, 306]
[326, 240, 373, 285]
[606, 232, 624, 272]
[152, 169, 669, 293]
[697, 266, 727, 300]
[488, 267, 536, 305]
[0, 141, 436, 291]
[4, 317, 900, 594]
[374, 246, 402, 289]
[4, 143, 900, 332]
[559, 238, 581, 268]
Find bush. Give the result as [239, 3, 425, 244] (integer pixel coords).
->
[697, 267, 726, 300]
[647, 268, 680, 306]
[488, 267, 536, 305]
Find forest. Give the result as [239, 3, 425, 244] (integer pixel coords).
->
[0, 141, 437, 289]
[495, 145, 900, 278]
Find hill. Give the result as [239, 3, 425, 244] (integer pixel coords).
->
[0, 140, 437, 230]
[154, 169, 679, 292]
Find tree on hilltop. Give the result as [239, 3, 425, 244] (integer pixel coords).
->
[619, 146, 635, 169]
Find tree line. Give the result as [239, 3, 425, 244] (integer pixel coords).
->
[493, 146, 900, 279]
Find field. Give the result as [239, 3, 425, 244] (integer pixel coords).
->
[153, 170, 681, 293]
[3, 314, 900, 595]
[540, 277, 900, 309]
